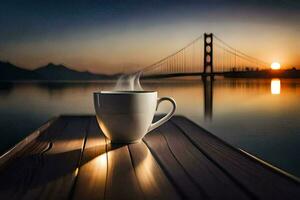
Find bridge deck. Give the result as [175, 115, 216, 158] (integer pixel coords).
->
[0, 115, 299, 200]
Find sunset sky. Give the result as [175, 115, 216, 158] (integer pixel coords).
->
[0, 0, 299, 74]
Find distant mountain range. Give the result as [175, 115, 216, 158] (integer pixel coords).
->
[2, 60, 300, 80]
[0, 61, 115, 80]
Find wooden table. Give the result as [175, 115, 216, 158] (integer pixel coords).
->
[0, 115, 299, 200]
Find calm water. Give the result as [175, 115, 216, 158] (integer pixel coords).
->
[0, 78, 299, 177]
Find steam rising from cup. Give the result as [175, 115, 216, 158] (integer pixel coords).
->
[114, 71, 144, 91]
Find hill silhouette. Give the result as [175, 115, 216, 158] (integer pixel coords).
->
[0, 61, 113, 80]
[0, 61, 38, 80]
[2, 60, 300, 80]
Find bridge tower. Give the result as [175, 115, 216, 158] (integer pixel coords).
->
[203, 33, 214, 120]
[203, 33, 213, 76]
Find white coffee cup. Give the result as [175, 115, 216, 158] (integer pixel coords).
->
[94, 91, 176, 143]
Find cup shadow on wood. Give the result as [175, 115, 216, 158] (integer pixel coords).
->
[0, 139, 148, 192]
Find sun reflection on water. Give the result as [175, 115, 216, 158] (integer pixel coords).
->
[271, 79, 281, 95]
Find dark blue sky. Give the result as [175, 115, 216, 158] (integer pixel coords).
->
[1, 0, 299, 73]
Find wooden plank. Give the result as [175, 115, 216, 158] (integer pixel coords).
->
[0, 117, 67, 200]
[1, 115, 299, 200]
[0, 117, 57, 169]
[0, 116, 89, 200]
[72, 117, 107, 200]
[172, 116, 300, 200]
[105, 144, 144, 200]
[143, 130, 205, 199]
[158, 122, 251, 199]
[35, 116, 90, 200]
[128, 141, 181, 200]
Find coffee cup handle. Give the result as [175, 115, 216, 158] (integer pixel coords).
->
[148, 97, 176, 132]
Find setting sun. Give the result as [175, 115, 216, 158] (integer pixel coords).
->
[271, 62, 281, 70]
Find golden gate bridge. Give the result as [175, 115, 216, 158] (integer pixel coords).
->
[130, 33, 271, 120]
[138, 33, 270, 78]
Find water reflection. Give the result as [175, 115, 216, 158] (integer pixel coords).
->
[271, 79, 281, 95]
[0, 78, 300, 177]
[203, 77, 214, 121]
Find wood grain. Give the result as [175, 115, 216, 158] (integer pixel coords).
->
[0, 117, 67, 200]
[0, 117, 56, 169]
[128, 141, 181, 200]
[105, 144, 143, 200]
[0, 116, 89, 200]
[143, 130, 205, 199]
[26, 116, 89, 200]
[172, 116, 300, 200]
[72, 117, 107, 200]
[158, 122, 250, 199]
[0, 115, 299, 200]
